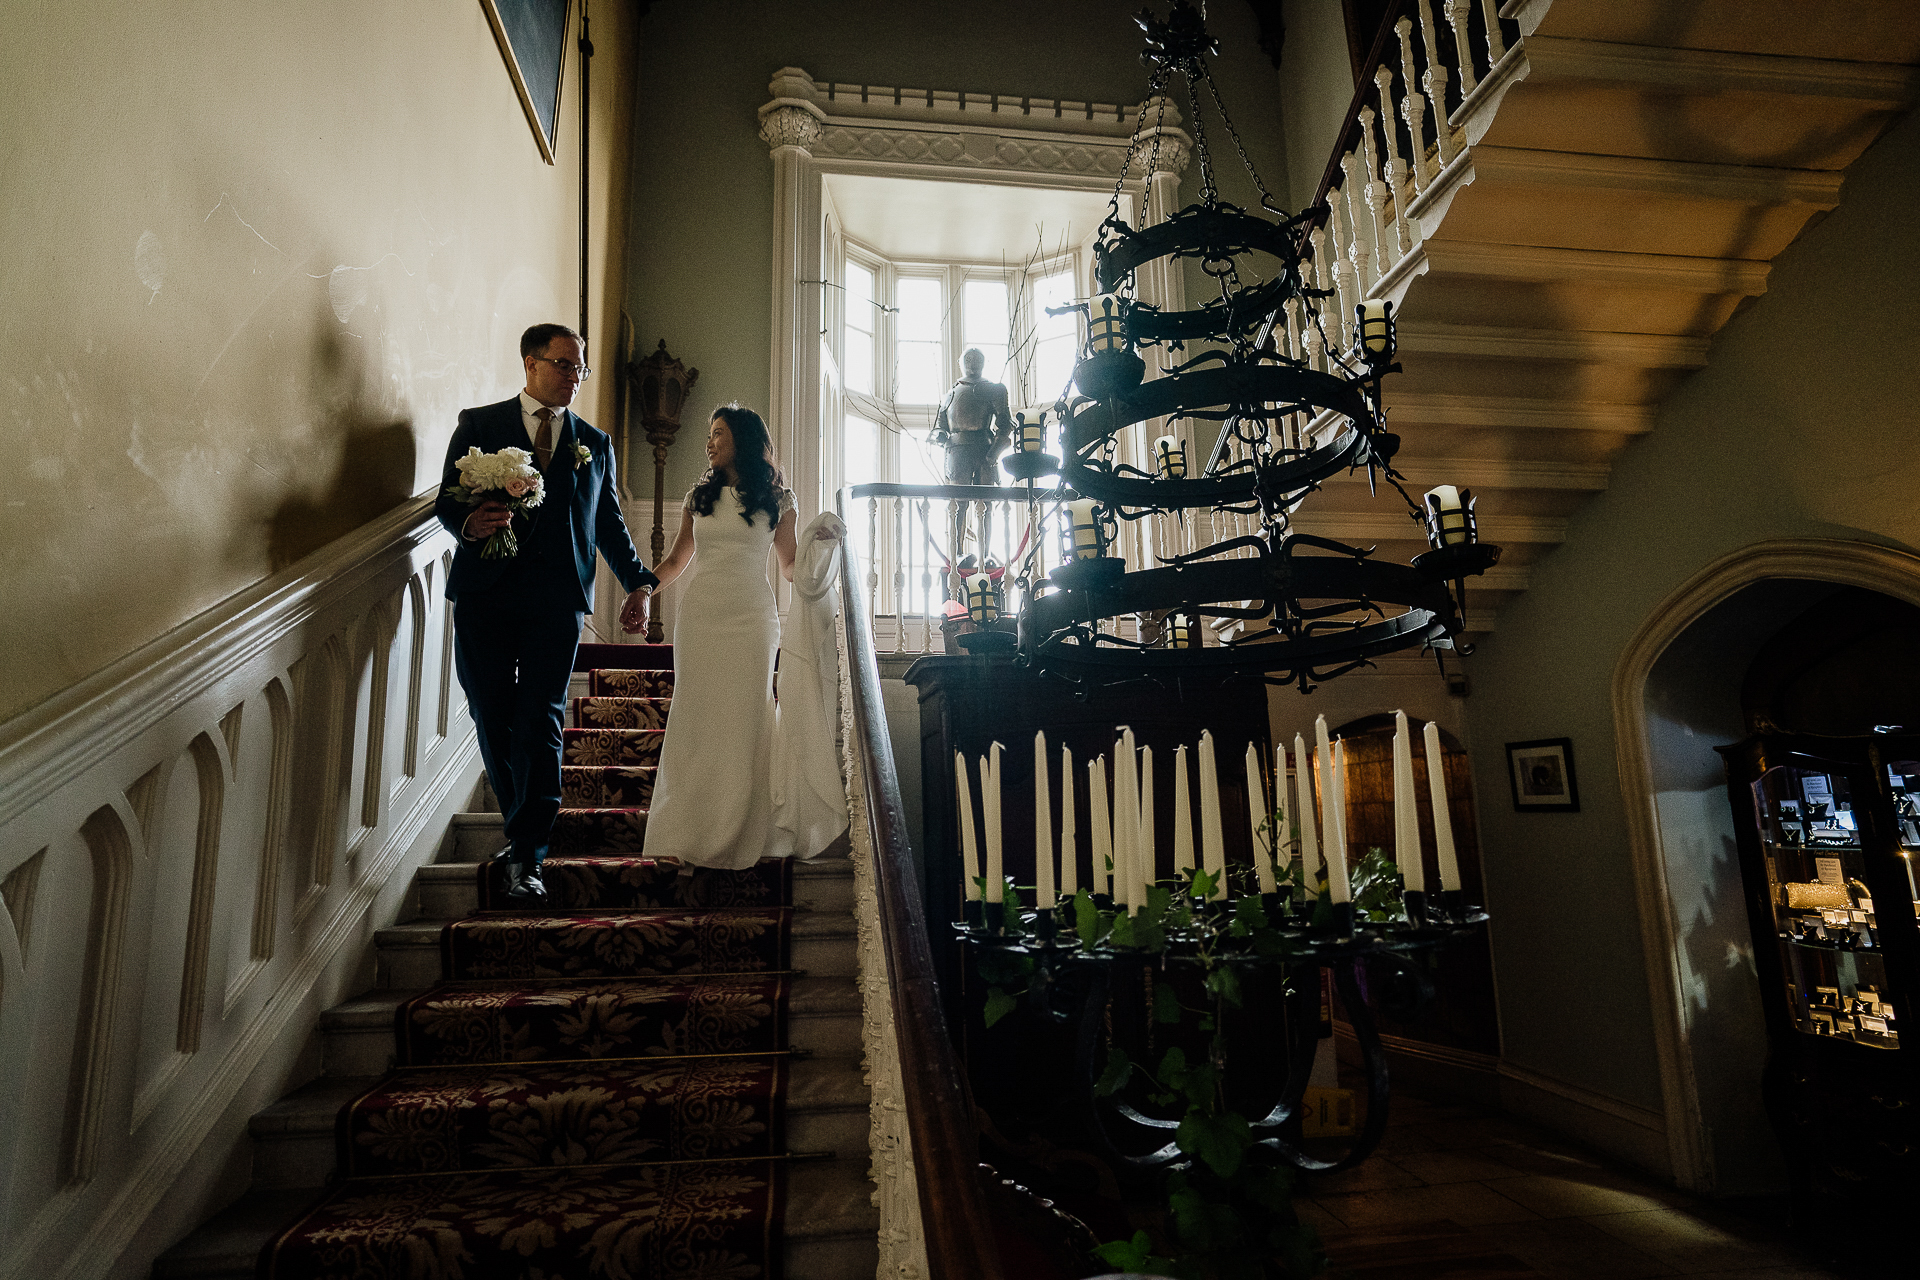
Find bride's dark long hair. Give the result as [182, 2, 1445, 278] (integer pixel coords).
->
[689, 403, 785, 526]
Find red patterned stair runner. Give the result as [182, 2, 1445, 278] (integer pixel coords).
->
[261, 648, 800, 1280]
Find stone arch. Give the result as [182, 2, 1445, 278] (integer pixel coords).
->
[1612, 537, 1920, 1190]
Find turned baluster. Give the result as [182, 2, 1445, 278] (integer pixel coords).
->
[1337, 156, 1370, 319]
[1358, 105, 1396, 273]
[1372, 66, 1414, 257]
[918, 498, 934, 652]
[891, 496, 905, 653]
[1396, 17, 1434, 194]
[1443, 0, 1477, 99]
[1417, 0, 1458, 165]
[1479, 0, 1506, 64]
[866, 496, 881, 627]
[1307, 227, 1335, 373]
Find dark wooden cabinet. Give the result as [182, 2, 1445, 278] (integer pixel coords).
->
[1718, 733, 1920, 1235]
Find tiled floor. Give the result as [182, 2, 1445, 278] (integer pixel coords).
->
[1300, 1094, 1855, 1279]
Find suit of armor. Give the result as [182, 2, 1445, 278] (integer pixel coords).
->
[933, 371, 1014, 486]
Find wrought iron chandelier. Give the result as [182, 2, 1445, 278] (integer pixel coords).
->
[1009, 0, 1499, 692]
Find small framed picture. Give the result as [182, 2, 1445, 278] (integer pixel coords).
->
[1506, 737, 1579, 812]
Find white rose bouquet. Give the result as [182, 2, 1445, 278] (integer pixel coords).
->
[445, 446, 545, 559]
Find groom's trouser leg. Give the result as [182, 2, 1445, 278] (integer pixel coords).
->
[453, 600, 583, 866]
[503, 607, 585, 863]
[453, 598, 518, 830]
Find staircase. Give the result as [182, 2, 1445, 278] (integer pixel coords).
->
[155, 648, 879, 1279]
[1282, 0, 1920, 634]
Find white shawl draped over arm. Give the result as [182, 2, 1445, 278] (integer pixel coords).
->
[772, 511, 851, 858]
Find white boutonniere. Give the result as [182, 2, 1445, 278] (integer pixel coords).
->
[573, 442, 592, 470]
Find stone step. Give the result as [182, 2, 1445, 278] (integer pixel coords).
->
[786, 1155, 885, 1278]
[244, 1052, 869, 1194]
[446, 811, 506, 862]
[155, 1158, 879, 1280]
[414, 853, 854, 921]
[319, 975, 865, 1078]
[374, 910, 858, 990]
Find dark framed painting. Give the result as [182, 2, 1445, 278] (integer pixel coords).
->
[1506, 737, 1579, 813]
[480, 0, 572, 164]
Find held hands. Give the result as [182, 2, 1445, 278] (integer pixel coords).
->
[620, 587, 651, 635]
[464, 499, 512, 540]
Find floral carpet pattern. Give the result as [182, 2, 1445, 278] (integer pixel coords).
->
[562, 729, 664, 769]
[261, 657, 793, 1279]
[560, 765, 655, 810]
[393, 975, 789, 1065]
[476, 857, 791, 913]
[259, 1163, 779, 1280]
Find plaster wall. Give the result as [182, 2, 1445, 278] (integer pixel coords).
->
[0, 0, 641, 724]
[623, 0, 1291, 498]
[1277, 0, 1361, 211]
[1459, 109, 1920, 1127]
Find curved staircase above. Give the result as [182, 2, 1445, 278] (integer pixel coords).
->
[1286, 0, 1920, 634]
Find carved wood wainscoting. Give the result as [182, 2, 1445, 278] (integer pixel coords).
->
[0, 495, 478, 1280]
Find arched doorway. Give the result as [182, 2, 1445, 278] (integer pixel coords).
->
[1614, 538, 1920, 1192]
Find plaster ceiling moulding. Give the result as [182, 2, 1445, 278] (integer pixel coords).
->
[760, 66, 1182, 188]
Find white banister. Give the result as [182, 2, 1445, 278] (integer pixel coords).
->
[0, 495, 477, 1280]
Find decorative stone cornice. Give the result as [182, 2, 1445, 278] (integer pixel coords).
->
[759, 66, 1191, 183]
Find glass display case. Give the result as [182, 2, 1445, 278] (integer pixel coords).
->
[1720, 733, 1920, 1237]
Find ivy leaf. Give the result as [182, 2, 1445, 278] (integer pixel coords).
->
[1091, 1230, 1174, 1276]
[1177, 1108, 1252, 1178]
[1190, 866, 1218, 901]
[1094, 1046, 1133, 1097]
[1157, 1045, 1189, 1087]
[1232, 893, 1269, 934]
[1073, 888, 1102, 947]
[1153, 978, 1183, 1024]
[982, 987, 1019, 1029]
[1205, 964, 1243, 1008]
[1109, 911, 1137, 949]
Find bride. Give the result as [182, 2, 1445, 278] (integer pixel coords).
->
[644, 403, 846, 869]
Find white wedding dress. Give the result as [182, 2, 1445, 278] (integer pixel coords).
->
[644, 488, 848, 869]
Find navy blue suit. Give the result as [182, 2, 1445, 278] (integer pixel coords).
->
[435, 396, 657, 865]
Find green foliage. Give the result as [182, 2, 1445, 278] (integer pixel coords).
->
[1094, 1230, 1178, 1277]
[1349, 847, 1407, 923]
[1066, 870, 1328, 1278]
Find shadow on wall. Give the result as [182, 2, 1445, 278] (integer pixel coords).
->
[1642, 578, 1843, 1198]
[267, 320, 418, 571]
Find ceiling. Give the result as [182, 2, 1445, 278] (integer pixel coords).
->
[822, 172, 1126, 264]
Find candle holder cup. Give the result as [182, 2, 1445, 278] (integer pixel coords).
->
[1440, 888, 1469, 922]
[1402, 888, 1430, 929]
[963, 900, 985, 929]
[1002, 450, 1060, 484]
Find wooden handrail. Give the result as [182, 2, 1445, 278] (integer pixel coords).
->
[1309, 0, 1422, 223]
[834, 501, 1006, 1280]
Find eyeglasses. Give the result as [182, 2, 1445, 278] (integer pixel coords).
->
[531, 356, 592, 381]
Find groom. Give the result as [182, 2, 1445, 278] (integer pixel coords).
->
[436, 323, 657, 903]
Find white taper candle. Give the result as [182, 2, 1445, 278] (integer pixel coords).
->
[956, 750, 981, 903]
[1247, 742, 1276, 893]
[1172, 744, 1195, 877]
[1061, 744, 1079, 897]
[1328, 739, 1353, 903]
[984, 742, 1005, 903]
[1392, 712, 1425, 892]
[1294, 733, 1320, 891]
[1033, 731, 1055, 908]
[1116, 729, 1139, 911]
[1424, 720, 1461, 892]
[1198, 731, 1228, 899]
[1091, 756, 1113, 898]
[1139, 744, 1157, 900]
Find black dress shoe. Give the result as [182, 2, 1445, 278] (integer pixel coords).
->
[498, 861, 549, 905]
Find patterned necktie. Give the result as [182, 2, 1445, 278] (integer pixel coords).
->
[534, 408, 555, 471]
